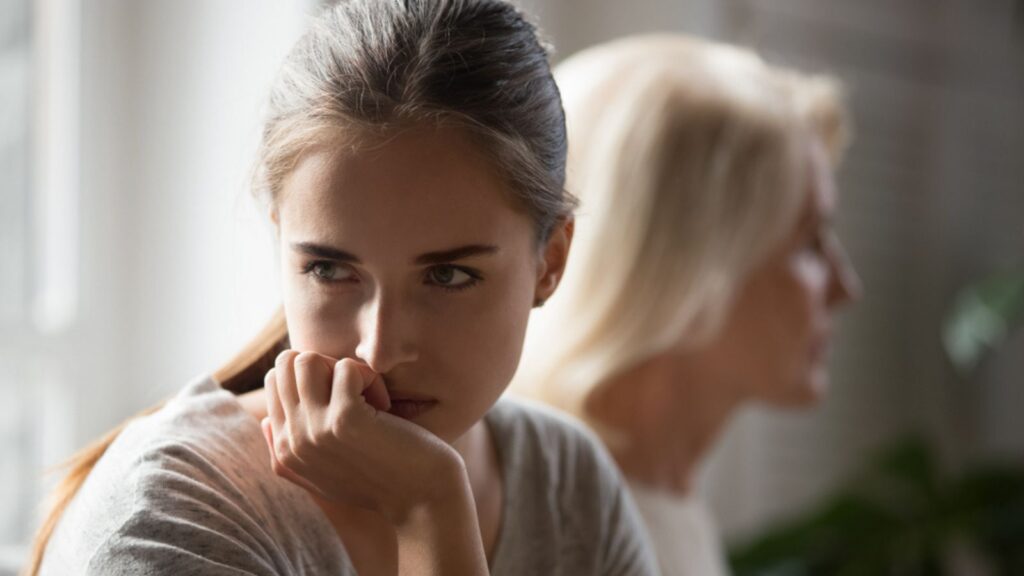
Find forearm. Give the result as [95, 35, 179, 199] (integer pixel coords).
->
[394, 470, 488, 576]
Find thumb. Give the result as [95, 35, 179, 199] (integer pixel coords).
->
[351, 363, 391, 412]
[362, 371, 391, 412]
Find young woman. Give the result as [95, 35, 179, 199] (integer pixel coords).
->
[513, 35, 863, 576]
[27, 2, 659, 575]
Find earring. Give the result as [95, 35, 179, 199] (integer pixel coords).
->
[533, 297, 546, 307]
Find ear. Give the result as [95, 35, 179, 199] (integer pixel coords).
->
[533, 217, 574, 307]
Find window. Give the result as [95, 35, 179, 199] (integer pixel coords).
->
[0, 0, 80, 571]
[0, 0, 36, 567]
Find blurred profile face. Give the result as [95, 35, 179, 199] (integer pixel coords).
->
[704, 136, 862, 406]
[273, 125, 555, 443]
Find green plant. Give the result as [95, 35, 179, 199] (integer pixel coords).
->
[728, 438, 1024, 576]
[943, 270, 1024, 378]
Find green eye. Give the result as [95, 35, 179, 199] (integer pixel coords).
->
[431, 266, 456, 285]
[303, 261, 356, 284]
[426, 265, 481, 292]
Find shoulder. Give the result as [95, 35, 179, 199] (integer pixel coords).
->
[42, 375, 348, 576]
[489, 394, 624, 497]
[488, 395, 660, 576]
[489, 394, 607, 461]
[94, 375, 272, 509]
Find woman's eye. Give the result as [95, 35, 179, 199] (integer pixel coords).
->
[426, 265, 480, 291]
[304, 261, 355, 283]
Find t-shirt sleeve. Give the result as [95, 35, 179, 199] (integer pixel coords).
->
[85, 442, 296, 576]
[529, 402, 660, 576]
[586, 436, 663, 576]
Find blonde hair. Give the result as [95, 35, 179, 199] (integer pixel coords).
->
[25, 1, 574, 573]
[513, 35, 850, 431]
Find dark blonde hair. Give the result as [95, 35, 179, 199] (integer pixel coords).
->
[25, 1, 573, 573]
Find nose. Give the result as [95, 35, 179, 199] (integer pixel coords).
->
[826, 238, 863, 308]
[354, 290, 419, 374]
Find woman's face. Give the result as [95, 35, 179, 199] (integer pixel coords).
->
[705, 137, 862, 406]
[274, 126, 568, 443]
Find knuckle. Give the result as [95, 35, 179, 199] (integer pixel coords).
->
[275, 349, 298, 370]
[293, 351, 319, 368]
[334, 357, 358, 375]
[273, 436, 291, 462]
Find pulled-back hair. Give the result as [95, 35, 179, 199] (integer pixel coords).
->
[26, 2, 571, 573]
[259, 0, 572, 239]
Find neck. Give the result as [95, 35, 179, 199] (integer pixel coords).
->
[585, 351, 744, 495]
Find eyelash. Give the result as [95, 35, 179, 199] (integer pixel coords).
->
[300, 261, 483, 293]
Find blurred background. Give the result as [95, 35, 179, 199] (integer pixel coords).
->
[1, 0, 1022, 574]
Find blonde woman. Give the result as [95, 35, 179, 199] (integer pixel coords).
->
[26, 2, 660, 575]
[514, 35, 862, 576]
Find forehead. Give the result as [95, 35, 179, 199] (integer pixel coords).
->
[277, 126, 532, 254]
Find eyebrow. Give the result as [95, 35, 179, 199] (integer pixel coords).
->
[290, 242, 499, 265]
[414, 244, 499, 265]
[292, 242, 360, 263]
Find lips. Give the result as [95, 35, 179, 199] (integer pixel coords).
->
[385, 390, 438, 420]
[387, 398, 438, 420]
[810, 328, 832, 360]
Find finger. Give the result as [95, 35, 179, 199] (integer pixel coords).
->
[264, 369, 296, 466]
[260, 417, 275, 457]
[274, 350, 301, 420]
[363, 372, 391, 412]
[345, 361, 390, 411]
[293, 351, 333, 409]
[262, 418, 323, 496]
[264, 369, 285, 429]
[330, 358, 373, 417]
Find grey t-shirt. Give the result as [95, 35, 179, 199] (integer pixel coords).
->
[40, 375, 659, 575]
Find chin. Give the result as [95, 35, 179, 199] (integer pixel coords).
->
[796, 371, 830, 406]
[768, 371, 828, 408]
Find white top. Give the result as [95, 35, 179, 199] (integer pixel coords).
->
[629, 482, 730, 576]
[41, 374, 660, 575]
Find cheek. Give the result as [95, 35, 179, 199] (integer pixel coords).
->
[434, 276, 534, 379]
[786, 254, 831, 323]
[282, 278, 361, 354]
[731, 256, 829, 401]
[766, 255, 832, 398]
[425, 268, 537, 407]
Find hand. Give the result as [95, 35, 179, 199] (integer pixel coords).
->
[261, 350, 467, 524]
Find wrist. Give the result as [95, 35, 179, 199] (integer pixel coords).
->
[392, 453, 471, 527]
[393, 469, 487, 576]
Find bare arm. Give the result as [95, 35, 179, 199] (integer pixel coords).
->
[394, 464, 488, 576]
